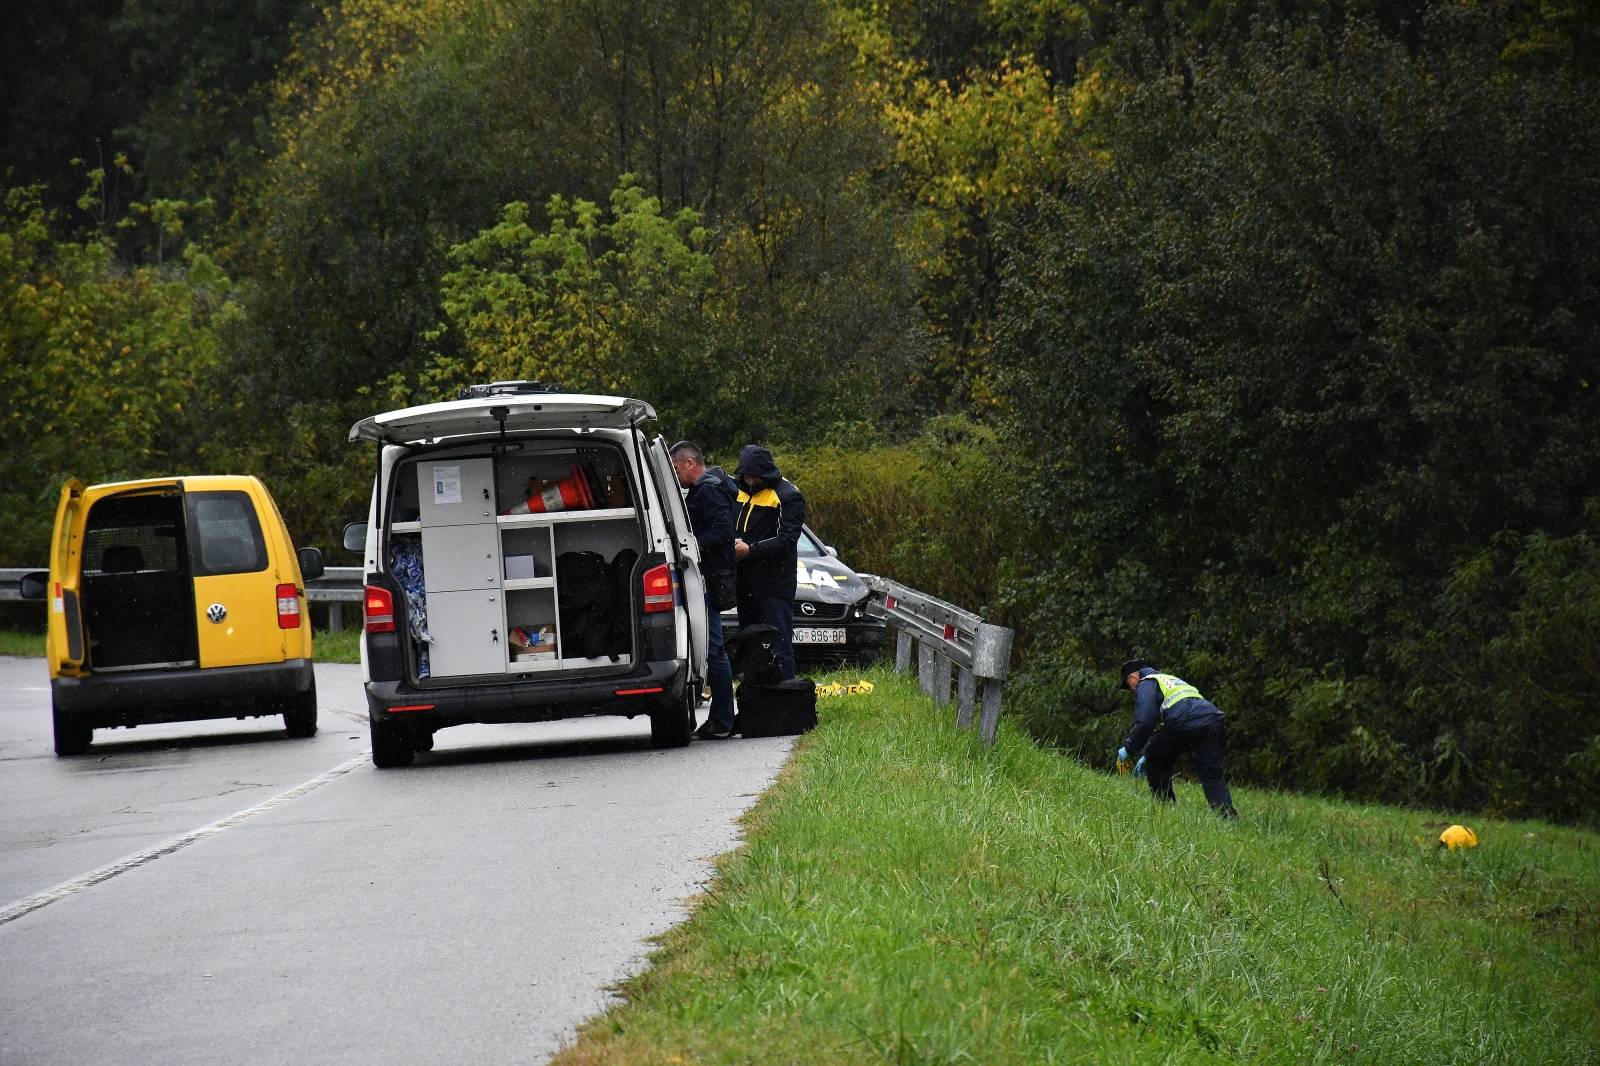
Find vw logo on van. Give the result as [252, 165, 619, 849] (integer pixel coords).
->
[206, 603, 228, 623]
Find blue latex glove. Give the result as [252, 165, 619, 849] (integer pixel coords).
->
[1117, 746, 1129, 763]
[1133, 756, 1147, 779]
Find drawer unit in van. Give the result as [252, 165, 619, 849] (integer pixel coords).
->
[416, 458, 496, 526]
[420, 523, 501, 593]
[425, 590, 506, 676]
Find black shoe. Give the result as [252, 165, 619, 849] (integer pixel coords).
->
[695, 721, 734, 740]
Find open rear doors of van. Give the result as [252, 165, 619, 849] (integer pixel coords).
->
[47, 479, 87, 676]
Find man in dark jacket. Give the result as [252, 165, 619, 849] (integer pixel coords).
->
[1117, 658, 1238, 818]
[731, 444, 805, 681]
[672, 442, 738, 738]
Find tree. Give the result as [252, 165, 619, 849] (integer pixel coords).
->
[426, 176, 714, 401]
[0, 184, 234, 563]
[991, 8, 1600, 818]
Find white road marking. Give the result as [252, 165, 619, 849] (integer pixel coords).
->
[0, 753, 370, 927]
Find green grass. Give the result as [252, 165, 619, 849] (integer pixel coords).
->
[312, 626, 362, 663]
[554, 667, 1600, 1065]
[0, 627, 363, 663]
[0, 628, 44, 657]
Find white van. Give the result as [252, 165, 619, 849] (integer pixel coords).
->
[344, 382, 707, 767]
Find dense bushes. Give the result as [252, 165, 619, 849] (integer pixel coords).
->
[993, 11, 1600, 824]
[777, 417, 1018, 617]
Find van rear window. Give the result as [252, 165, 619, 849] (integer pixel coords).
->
[83, 493, 184, 574]
[187, 491, 268, 576]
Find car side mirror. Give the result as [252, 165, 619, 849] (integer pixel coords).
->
[824, 544, 838, 557]
[297, 547, 326, 581]
[18, 571, 48, 600]
[342, 522, 368, 553]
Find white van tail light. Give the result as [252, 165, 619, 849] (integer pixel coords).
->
[642, 564, 674, 613]
[277, 583, 302, 629]
[365, 585, 397, 633]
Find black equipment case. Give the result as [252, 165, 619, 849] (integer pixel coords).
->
[724, 624, 781, 683]
[734, 678, 818, 737]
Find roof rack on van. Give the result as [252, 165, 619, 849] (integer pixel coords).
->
[456, 380, 564, 400]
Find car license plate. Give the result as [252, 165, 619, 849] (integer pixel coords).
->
[792, 626, 846, 645]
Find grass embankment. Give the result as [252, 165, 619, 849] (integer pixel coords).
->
[0, 628, 362, 663]
[556, 668, 1600, 1065]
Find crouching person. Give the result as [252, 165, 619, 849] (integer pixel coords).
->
[1117, 658, 1238, 819]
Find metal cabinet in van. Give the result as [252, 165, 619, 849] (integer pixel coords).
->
[344, 382, 708, 767]
[21, 475, 325, 755]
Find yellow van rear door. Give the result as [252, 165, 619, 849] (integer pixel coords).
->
[48, 479, 87, 675]
[185, 487, 283, 668]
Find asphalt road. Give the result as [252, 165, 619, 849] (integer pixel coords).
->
[0, 655, 792, 1064]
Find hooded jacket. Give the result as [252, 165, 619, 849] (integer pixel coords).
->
[732, 445, 806, 599]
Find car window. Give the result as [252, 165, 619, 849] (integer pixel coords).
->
[797, 528, 824, 556]
[187, 491, 268, 576]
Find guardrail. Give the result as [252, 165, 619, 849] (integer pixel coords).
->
[1, 566, 367, 630]
[862, 575, 1014, 748]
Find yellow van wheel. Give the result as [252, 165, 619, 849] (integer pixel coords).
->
[283, 678, 318, 738]
[52, 701, 92, 757]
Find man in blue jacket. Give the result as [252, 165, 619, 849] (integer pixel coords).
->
[1117, 658, 1238, 818]
[731, 444, 805, 681]
[672, 442, 738, 739]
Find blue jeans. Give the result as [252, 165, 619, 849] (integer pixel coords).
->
[704, 592, 735, 729]
[738, 595, 795, 681]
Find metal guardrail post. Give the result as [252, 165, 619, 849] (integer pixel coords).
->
[918, 640, 937, 698]
[864, 573, 1014, 749]
[956, 667, 978, 729]
[972, 623, 1014, 748]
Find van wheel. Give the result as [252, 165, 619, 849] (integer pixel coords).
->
[283, 679, 318, 738]
[52, 702, 91, 757]
[649, 688, 694, 749]
[371, 720, 415, 768]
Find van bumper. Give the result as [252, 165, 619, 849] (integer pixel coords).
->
[365, 659, 688, 726]
[53, 659, 315, 728]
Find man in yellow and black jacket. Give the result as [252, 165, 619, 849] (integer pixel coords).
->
[1118, 658, 1238, 819]
[731, 444, 805, 681]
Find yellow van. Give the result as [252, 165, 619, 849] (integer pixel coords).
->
[20, 475, 325, 755]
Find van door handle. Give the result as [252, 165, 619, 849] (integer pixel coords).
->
[490, 628, 499, 643]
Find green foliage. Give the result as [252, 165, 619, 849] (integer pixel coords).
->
[427, 177, 714, 402]
[0, 185, 234, 564]
[992, 7, 1600, 822]
[778, 417, 1019, 616]
[1390, 511, 1600, 823]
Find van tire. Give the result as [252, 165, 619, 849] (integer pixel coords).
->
[371, 720, 415, 768]
[649, 688, 694, 749]
[283, 679, 318, 738]
[52, 701, 92, 757]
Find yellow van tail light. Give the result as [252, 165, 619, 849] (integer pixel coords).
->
[276, 583, 302, 629]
